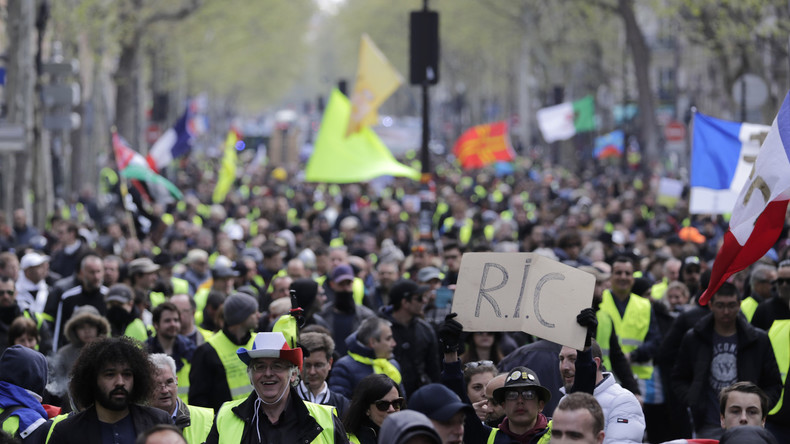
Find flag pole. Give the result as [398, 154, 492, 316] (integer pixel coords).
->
[110, 127, 137, 240]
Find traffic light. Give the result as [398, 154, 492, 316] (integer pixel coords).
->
[41, 59, 80, 131]
[410, 10, 439, 85]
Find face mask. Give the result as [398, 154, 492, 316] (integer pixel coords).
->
[106, 305, 133, 326]
[334, 291, 355, 313]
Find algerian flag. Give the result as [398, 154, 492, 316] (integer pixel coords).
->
[536, 95, 596, 143]
[305, 89, 420, 183]
[112, 131, 183, 200]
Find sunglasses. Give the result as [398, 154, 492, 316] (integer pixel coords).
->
[0, 290, 13, 296]
[505, 389, 537, 401]
[373, 397, 404, 412]
[774, 278, 790, 286]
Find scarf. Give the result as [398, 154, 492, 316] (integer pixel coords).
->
[347, 352, 402, 384]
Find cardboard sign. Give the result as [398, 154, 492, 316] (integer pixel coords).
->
[451, 253, 595, 350]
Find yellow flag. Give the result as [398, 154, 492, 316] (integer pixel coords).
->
[212, 129, 240, 203]
[347, 34, 404, 135]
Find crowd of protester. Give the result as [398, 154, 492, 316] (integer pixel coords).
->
[0, 156, 787, 443]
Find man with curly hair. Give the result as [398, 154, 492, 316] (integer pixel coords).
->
[48, 337, 171, 443]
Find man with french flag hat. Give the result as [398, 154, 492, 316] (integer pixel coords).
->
[205, 331, 349, 444]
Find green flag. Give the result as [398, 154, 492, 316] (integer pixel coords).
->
[121, 164, 183, 200]
[305, 89, 420, 183]
[573, 95, 595, 132]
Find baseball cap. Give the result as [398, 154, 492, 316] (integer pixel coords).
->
[20, 252, 49, 270]
[389, 279, 430, 306]
[408, 383, 474, 422]
[128, 258, 160, 275]
[331, 264, 355, 284]
[417, 266, 442, 283]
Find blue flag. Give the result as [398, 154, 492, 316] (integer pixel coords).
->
[689, 111, 769, 214]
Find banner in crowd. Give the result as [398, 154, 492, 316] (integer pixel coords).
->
[536, 95, 595, 143]
[593, 130, 624, 159]
[305, 88, 420, 183]
[700, 91, 790, 305]
[452, 121, 515, 169]
[689, 111, 769, 214]
[347, 34, 404, 136]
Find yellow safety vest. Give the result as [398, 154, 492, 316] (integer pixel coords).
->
[768, 319, 790, 415]
[45, 413, 70, 443]
[193, 288, 210, 326]
[595, 310, 614, 372]
[215, 398, 335, 443]
[177, 358, 192, 404]
[150, 292, 167, 308]
[485, 419, 552, 444]
[173, 277, 190, 295]
[650, 278, 668, 300]
[183, 404, 214, 444]
[124, 318, 149, 343]
[207, 331, 257, 400]
[741, 296, 760, 323]
[600, 290, 653, 380]
[0, 408, 19, 438]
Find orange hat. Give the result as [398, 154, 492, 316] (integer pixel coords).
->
[678, 227, 705, 244]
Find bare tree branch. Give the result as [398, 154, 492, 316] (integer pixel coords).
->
[140, 0, 203, 30]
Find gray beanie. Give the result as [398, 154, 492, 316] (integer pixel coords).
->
[223, 292, 258, 326]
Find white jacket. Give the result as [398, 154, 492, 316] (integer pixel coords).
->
[561, 372, 645, 444]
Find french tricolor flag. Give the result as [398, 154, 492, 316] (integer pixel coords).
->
[146, 99, 207, 173]
[689, 111, 769, 214]
[700, 91, 790, 305]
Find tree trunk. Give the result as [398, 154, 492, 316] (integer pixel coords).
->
[114, 41, 143, 150]
[619, 0, 660, 167]
[516, 4, 533, 150]
[4, 0, 36, 217]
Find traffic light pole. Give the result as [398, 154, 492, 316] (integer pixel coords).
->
[416, 0, 436, 242]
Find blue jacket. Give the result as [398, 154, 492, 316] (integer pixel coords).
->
[328, 333, 402, 399]
[0, 381, 48, 439]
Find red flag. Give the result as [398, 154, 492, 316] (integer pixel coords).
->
[453, 121, 515, 169]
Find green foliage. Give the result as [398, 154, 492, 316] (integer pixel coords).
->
[169, 0, 316, 111]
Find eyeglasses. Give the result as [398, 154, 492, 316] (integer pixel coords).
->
[774, 278, 790, 286]
[464, 360, 494, 370]
[0, 290, 14, 296]
[373, 397, 404, 412]
[250, 361, 292, 373]
[303, 362, 328, 371]
[505, 389, 537, 401]
[156, 378, 176, 389]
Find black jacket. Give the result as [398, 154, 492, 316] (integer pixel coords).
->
[188, 328, 252, 411]
[671, 313, 782, 428]
[204, 389, 349, 444]
[47, 404, 171, 444]
[378, 306, 440, 397]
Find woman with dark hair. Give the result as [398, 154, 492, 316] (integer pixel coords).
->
[8, 316, 39, 350]
[343, 373, 404, 444]
[459, 332, 505, 366]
